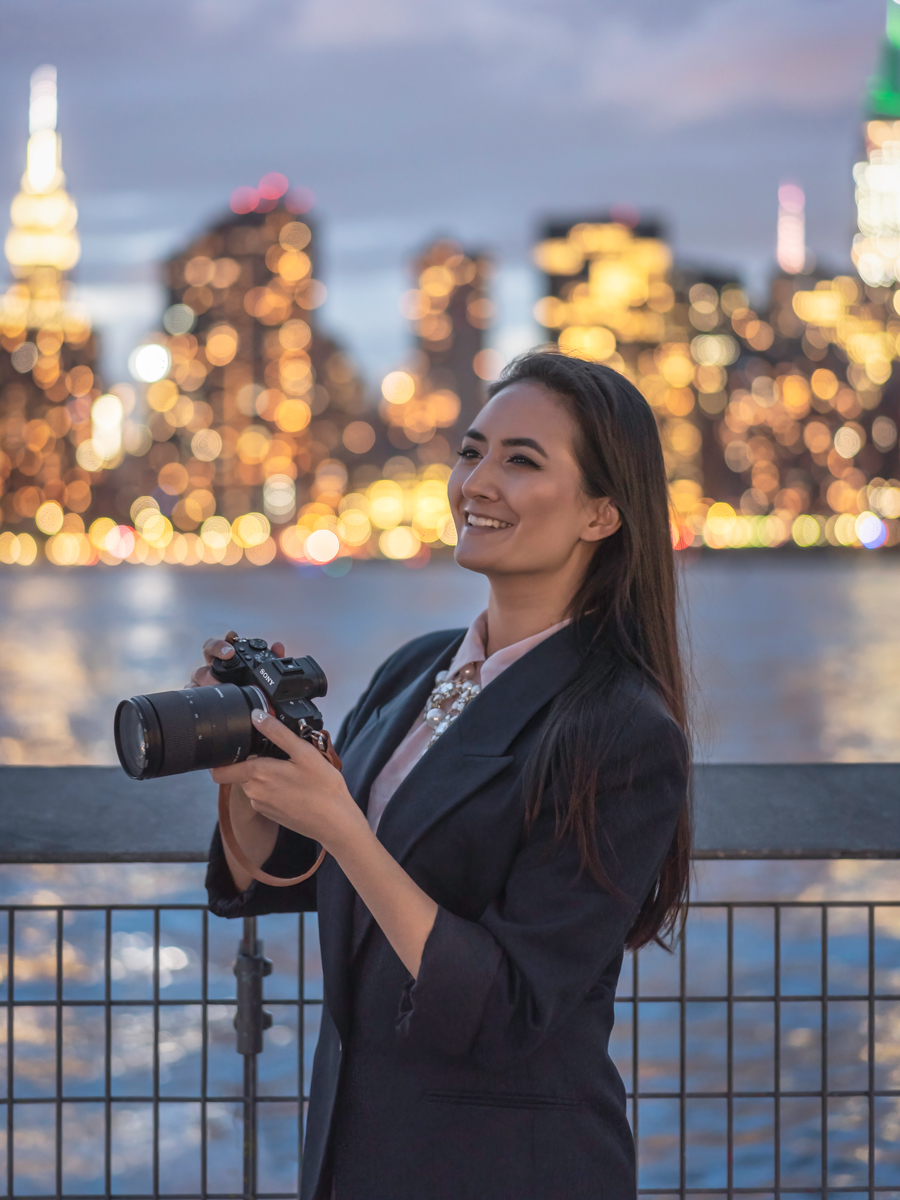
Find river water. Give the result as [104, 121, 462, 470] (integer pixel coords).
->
[1, 555, 899, 1195]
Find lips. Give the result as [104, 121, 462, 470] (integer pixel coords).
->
[465, 512, 513, 529]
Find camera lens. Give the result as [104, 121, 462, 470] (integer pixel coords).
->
[114, 683, 265, 780]
[115, 698, 158, 778]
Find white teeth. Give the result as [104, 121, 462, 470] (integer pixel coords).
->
[466, 514, 511, 529]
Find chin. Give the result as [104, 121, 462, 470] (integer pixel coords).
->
[453, 535, 518, 575]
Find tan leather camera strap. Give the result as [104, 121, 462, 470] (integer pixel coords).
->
[217, 729, 342, 888]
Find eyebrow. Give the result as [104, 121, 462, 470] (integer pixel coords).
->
[462, 430, 549, 458]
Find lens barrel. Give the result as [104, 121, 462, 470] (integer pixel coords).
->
[114, 683, 265, 780]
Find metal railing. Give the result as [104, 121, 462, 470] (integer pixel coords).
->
[2, 764, 899, 1198]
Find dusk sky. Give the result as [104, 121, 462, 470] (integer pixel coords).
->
[0, 0, 889, 386]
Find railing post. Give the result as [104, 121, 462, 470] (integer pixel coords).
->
[234, 916, 273, 1200]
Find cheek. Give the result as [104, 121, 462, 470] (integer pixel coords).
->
[447, 466, 465, 513]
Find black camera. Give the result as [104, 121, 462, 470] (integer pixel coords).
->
[114, 637, 327, 780]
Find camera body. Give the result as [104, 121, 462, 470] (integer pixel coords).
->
[211, 637, 326, 747]
[114, 637, 328, 781]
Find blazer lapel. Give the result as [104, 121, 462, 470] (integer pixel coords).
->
[316, 632, 463, 1038]
[351, 624, 586, 958]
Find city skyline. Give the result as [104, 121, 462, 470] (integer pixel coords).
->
[2, 2, 900, 563]
[0, 0, 888, 385]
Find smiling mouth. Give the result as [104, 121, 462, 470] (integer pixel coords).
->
[465, 514, 513, 529]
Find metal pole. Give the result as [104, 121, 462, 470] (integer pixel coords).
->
[235, 916, 273, 1200]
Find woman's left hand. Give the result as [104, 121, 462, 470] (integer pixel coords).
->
[210, 711, 365, 852]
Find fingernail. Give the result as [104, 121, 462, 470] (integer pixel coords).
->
[251, 709, 267, 725]
[222, 645, 233, 656]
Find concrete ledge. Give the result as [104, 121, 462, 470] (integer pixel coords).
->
[1, 763, 899, 863]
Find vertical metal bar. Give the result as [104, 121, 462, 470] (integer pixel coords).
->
[104, 910, 112, 1200]
[297, 912, 305, 1193]
[679, 920, 687, 1200]
[820, 905, 828, 1199]
[773, 905, 781, 1200]
[726, 904, 734, 1200]
[631, 948, 640, 1186]
[6, 910, 14, 1200]
[867, 904, 875, 1200]
[235, 915, 272, 1200]
[153, 909, 160, 1200]
[201, 909, 209, 1200]
[55, 909, 63, 1200]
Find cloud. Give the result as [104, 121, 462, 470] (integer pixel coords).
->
[582, 0, 882, 123]
[288, 0, 881, 124]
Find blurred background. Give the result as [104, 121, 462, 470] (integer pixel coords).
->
[1, 0, 899, 764]
[2, 5, 900, 1193]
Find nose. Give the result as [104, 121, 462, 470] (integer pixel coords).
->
[461, 453, 501, 501]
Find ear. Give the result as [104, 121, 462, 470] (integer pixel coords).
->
[580, 495, 621, 544]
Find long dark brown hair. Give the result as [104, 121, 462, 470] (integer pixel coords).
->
[487, 350, 691, 950]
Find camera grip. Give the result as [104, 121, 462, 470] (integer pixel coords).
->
[217, 728, 342, 888]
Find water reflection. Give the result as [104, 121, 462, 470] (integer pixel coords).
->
[1, 557, 899, 765]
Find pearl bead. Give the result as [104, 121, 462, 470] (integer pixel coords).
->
[435, 670, 448, 683]
[425, 708, 443, 728]
[460, 663, 476, 680]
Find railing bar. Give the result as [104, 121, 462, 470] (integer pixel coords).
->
[7, 909, 14, 1200]
[10, 1085, 900, 1103]
[297, 912, 305, 1186]
[821, 904, 828, 1198]
[12, 987, 896, 1006]
[55, 908, 63, 1200]
[632, 946, 639, 1188]
[104, 909, 112, 1200]
[773, 904, 781, 1200]
[201, 908, 209, 1200]
[7, 900, 900, 912]
[679, 919, 686, 1200]
[726, 904, 733, 1200]
[868, 903, 875, 1200]
[153, 909, 160, 1200]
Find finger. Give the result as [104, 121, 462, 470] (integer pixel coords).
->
[272, 641, 285, 658]
[203, 635, 236, 666]
[250, 709, 320, 764]
[188, 666, 214, 688]
[210, 762, 257, 786]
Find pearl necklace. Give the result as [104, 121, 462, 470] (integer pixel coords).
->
[424, 663, 481, 747]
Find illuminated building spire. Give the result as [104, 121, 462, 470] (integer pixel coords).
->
[4, 65, 80, 281]
[776, 184, 805, 274]
[869, 0, 900, 118]
[851, 3, 900, 284]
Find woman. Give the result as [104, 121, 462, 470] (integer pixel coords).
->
[201, 350, 691, 1200]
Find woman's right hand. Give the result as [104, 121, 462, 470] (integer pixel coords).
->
[188, 631, 286, 688]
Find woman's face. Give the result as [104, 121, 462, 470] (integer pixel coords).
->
[448, 381, 619, 580]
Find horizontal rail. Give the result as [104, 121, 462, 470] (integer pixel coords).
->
[1, 763, 899, 861]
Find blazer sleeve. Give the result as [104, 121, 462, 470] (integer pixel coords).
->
[205, 652, 396, 919]
[395, 699, 689, 1069]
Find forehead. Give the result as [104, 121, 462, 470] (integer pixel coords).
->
[471, 381, 576, 442]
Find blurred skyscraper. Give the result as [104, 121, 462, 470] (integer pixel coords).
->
[533, 215, 732, 541]
[533, 210, 900, 549]
[0, 67, 110, 565]
[117, 181, 374, 563]
[377, 239, 493, 465]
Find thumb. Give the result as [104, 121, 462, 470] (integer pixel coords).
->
[251, 708, 316, 763]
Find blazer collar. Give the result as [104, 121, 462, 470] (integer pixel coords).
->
[315, 631, 463, 1037]
[339, 631, 465, 818]
[374, 623, 583, 857]
[349, 623, 586, 959]
[318, 623, 588, 1034]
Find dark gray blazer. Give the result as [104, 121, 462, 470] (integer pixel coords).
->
[207, 625, 688, 1200]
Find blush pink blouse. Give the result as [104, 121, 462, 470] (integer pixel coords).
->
[366, 611, 571, 833]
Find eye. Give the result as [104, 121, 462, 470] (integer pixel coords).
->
[457, 446, 480, 459]
[508, 453, 539, 468]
